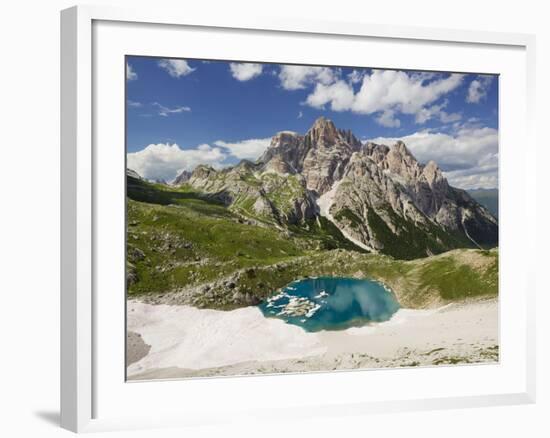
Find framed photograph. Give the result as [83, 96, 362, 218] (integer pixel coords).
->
[61, 5, 536, 433]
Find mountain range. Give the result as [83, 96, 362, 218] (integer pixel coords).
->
[137, 117, 498, 259]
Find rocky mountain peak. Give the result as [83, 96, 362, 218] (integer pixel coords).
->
[384, 141, 423, 181]
[362, 142, 390, 168]
[338, 128, 362, 149]
[191, 164, 217, 181]
[172, 169, 192, 186]
[311, 115, 335, 129]
[233, 159, 257, 173]
[259, 130, 307, 175]
[306, 116, 340, 146]
[422, 160, 449, 198]
[270, 130, 301, 146]
[392, 140, 411, 154]
[422, 160, 444, 185]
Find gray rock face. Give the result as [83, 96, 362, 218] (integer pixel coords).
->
[362, 141, 497, 235]
[327, 149, 432, 254]
[260, 117, 362, 194]
[302, 118, 362, 194]
[323, 138, 498, 256]
[259, 131, 306, 174]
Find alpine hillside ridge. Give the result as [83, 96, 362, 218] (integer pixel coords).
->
[167, 117, 497, 259]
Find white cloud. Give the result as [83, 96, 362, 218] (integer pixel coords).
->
[305, 80, 355, 112]
[278, 65, 338, 90]
[127, 137, 273, 181]
[368, 125, 498, 189]
[443, 164, 498, 189]
[467, 75, 494, 103]
[158, 59, 196, 78]
[214, 138, 271, 160]
[297, 111, 303, 119]
[229, 63, 263, 81]
[376, 110, 401, 128]
[440, 111, 462, 124]
[126, 63, 137, 81]
[409, 71, 438, 82]
[347, 70, 364, 84]
[414, 100, 461, 124]
[127, 143, 227, 181]
[152, 102, 191, 117]
[302, 69, 464, 127]
[352, 70, 464, 115]
[304, 79, 352, 108]
[127, 100, 142, 108]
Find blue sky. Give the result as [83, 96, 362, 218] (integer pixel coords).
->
[126, 56, 499, 189]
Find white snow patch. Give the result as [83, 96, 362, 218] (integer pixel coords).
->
[127, 301, 326, 374]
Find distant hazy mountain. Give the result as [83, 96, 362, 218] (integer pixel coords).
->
[467, 188, 498, 219]
[165, 117, 498, 258]
[171, 169, 191, 186]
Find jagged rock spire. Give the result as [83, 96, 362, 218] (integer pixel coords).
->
[306, 116, 339, 145]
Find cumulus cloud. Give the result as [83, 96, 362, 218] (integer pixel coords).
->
[297, 111, 303, 119]
[276, 66, 464, 127]
[126, 63, 137, 81]
[278, 65, 338, 90]
[152, 102, 191, 117]
[467, 75, 494, 103]
[127, 143, 227, 181]
[302, 69, 464, 127]
[214, 138, 271, 160]
[305, 80, 355, 111]
[353, 71, 464, 115]
[127, 136, 273, 181]
[229, 63, 263, 81]
[368, 125, 498, 189]
[158, 59, 196, 78]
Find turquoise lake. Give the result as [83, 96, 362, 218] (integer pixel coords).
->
[259, 277, 400, 332]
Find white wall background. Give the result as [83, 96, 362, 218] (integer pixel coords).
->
[0, 0, 546, 437]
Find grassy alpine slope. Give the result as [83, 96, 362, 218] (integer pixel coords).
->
[127, 175, 498, 310]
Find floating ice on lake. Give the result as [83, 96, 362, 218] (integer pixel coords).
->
[314, 290, 329, 299]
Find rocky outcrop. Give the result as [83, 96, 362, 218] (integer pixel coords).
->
[182, 161, 316, 225]
[126, 168, 143, 180]
[318, 138, 498, 257]
[259, 131, 306, 174]
[365, 141, 497, 239]
[325, 150, 435, 256]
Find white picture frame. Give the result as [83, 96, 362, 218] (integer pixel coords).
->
[60, 4, 536, 433]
